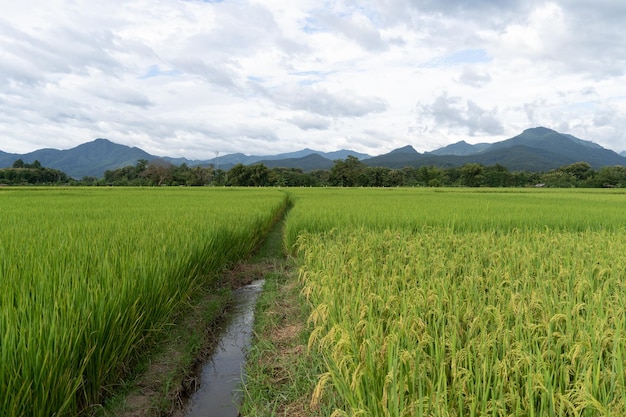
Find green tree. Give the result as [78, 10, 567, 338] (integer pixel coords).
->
[459, 163, 485, 187]
[249, 164, 271, 186]
[593, 166, 626, 188]
[416, 166, 444, 186]
[329, 156, 366, 187]
[483, 164, 511, 187]
[559, 162, 595, 182]
[540, 170, 575, 187]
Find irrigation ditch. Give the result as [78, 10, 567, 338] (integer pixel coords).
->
[100, 201, 315, 417]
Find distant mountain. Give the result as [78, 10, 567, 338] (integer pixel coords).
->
[0, 140, 370, 178]
[0, 139, 157, 179]
[621, 151, 626, 157]
[364, 145, 421, 167]
[257, 153, 335, 172]
[363, 127, 626, 171]
[482, 127, 625, 169]
[0, 150, 20, 167]
[427, 140, 492, 156]
[187, 148, 371, 168]
[1, 127, 625, 178]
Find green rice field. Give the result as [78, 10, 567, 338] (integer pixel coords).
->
[2, 187, 626, 416]
[0, 187, 288, 417]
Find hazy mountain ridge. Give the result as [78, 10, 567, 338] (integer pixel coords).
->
[1, 127, 625, 178]
[426, 140, 492, 156]
[365, 127, 625, 171]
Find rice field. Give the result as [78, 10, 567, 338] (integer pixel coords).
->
[3, 187, 626, 417]
[0, 187, 288, 417]
[286, 188, 626, 416]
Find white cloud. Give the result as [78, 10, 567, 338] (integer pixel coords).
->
[1, 0, 626, 158]
[289, 113, 332, 130]
[418, 92, 504, 136]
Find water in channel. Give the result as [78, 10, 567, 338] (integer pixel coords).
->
[184, 279, 264, 417]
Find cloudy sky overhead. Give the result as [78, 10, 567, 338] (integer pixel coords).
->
[2, 0, 626, 159]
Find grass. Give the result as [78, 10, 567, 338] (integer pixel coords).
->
[240, 211, 334, 417]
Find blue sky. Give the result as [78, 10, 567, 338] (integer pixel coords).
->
[1, 0, 626, 158]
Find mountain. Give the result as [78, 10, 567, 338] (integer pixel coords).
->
[364, 145, 421, 168]
[0, 150, 20, 167]
[363, 127, 626, 171]
[427, 140, 492, 156]
[0, 139, 157, 179]
[182, 148, 371, 168]
[482, 127, 625, 169]
[621, 151, 626, 157]
[0, 140, 370, 178]
[257, 153, 335, 172]
[1, 127, 625, 178]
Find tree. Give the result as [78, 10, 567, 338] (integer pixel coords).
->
[141, 159, 174, 186]
[249, 164, 271, 186]
[593, 166, 626, 188]
[483, 164, 511, 187]
[558, 161, 594, 185]
[227, 164, 252, 186]
[459, 163, 485, 187]
[12, 159, 25, 169]
[188, 166, 211, 186]
[541, 170, 576, 187]
[227, 163, 272, 186]
[416, 166, 443, 186]
[329, 156, 366, 187]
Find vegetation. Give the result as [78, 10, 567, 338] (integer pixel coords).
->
[6, 157, 626, 188]
[0, 187, 288, 416]
[0, 159, 70, 185]
[259, 188, 626, 416]
[3, 186, 626, 416]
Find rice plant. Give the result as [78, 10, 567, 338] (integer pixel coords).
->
[289, 188, 626, 416]
[0, 187, 288, 416]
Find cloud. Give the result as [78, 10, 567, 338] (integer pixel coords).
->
[458, 67, 492, 87]
[1, 0, 626, 158]
[418, 92, 504, 136]
[289, 113, 332, 130]
[308, 10, 390, 51]
[269, 84, 388, 118]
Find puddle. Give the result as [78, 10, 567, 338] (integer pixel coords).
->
[184, 279, 264, 417]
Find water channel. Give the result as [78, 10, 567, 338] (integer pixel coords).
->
[184, 279, 264, 417]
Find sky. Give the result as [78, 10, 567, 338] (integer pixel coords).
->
[2, 0, 626, 159]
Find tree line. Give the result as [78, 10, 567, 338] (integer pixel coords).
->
[2, 156, 626, 188]
[0, 159, 70, 185]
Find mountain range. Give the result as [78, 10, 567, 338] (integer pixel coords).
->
[1, 127, 625, 179]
